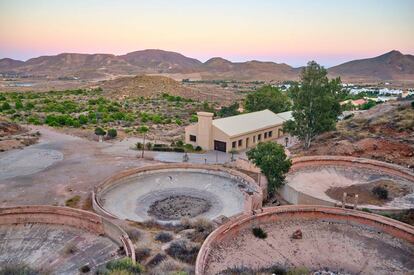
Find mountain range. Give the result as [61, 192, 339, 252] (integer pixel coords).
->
[1, 49, 413, 83]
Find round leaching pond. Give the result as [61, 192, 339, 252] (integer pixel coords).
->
[94, 164, 260, 223]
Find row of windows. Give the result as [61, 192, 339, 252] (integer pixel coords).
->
[231, 130, 273, 149]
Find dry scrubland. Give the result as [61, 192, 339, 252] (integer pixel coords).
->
[291, 101, 414, 168]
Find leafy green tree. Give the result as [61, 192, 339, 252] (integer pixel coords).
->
[246, 142, 291, 194]
[138, 125, 149, 158]
[283, 61, 342, 149]
[217, 102, 240, 118]
[245, 85, 291, 114]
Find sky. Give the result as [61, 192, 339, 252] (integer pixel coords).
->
[0, 0, 413, 67]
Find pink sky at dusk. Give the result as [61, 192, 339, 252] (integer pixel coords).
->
[1, 0, 413, 67]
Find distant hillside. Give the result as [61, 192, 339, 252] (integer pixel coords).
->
[100, 75, 199, 99]
[119, 49, 202, 73]
[328, 50, 414, 82]
[1, 49, 414, 82]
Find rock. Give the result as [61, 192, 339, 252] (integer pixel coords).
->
[292, 229, 302, 239]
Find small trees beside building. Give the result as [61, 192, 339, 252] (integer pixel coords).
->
[246, 142, 291, 195]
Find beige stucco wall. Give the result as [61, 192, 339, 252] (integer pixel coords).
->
[227, 125, 285, 152]
[185, 113, 287, 152]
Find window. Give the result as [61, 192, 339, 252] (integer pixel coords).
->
[253, 136, 256, 143]
[238, 139, 242, 146]
[258, 134, 261, 141]
[189, 135, 196, 142]
[269, 131, 273, 137]
[264, 132, 268, 139]
[232, 141, 236, 148]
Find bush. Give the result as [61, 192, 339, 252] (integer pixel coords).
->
[135, 247, 151, 262]
[79, 265, 90, 273]
[252, 227, 267, 239]
[165, 240, 200, 264]
[146, 253, 167, 267]
[106, 258, 142, 274]
[95, 127, 106, 136]
[107, 128, 117, 139]
[411, 101, 414, 109]
[172, 147, 185, 153]
[65, 195, 81, 208]
[126, 228, 141, 242]
[372, 186, 388, 200]
[195, 146, 202, 151]
[135, 142, 143, 150]
[1, 102, 11, 111]
[175, 140, 184, 147]
[184, 144, 194, 151]
[155, 232, 173, 243]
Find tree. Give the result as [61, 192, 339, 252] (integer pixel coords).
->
[244, 85, 291, 114]
[95, 127, 106, 142]
[246, 142, 291, 195]
[283, 61, 342, 149]
[217, 103, 240, 118]
[138, 125, 149, 158]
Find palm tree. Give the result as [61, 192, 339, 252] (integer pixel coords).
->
[138, 125, 149, 158]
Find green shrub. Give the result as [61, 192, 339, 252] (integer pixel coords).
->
[78, 114, 88, 125]
[107, 128, 117, 138]
[184, 144, 194, 151]
[372, 186, 388, 200]
[176, 140, 184, 147]
[411, 101, 414, 109]
[15, 100, 23, 109]
[252, 227, 267, 239]
[106, 258, 142, 274]
[1, 102, 11, 111]
[175, 118, 182, 125]
[195, 146, 202, 151]
[95, 127, 106, 136]
[27, 116, 42, 125]
[135, 142, 143, 150]
[189, 114, 198, 123]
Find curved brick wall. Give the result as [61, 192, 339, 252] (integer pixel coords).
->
[0, 205, 135, 262]
[93, 163, 263, 220]
[281, 156, 414, 212]
[195, 205, 414, 275]
[290, 156, 414, 182]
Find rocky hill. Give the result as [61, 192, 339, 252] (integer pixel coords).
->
[328, 50, 414, 82]
[1, 49, 413, 82]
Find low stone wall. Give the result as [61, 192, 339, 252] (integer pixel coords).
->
[281, 155, 414, 212]
[93, 163, 263, 220]
[195, 205, 414, 275]
[0, 205, 135, 262]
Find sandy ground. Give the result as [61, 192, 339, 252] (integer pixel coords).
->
[0, 126, 154, 206]
[100, 170, 246, 223]
[286, 165, 414, 209]
[0, 223, 120, 274]
[205, 219, 414, 275]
